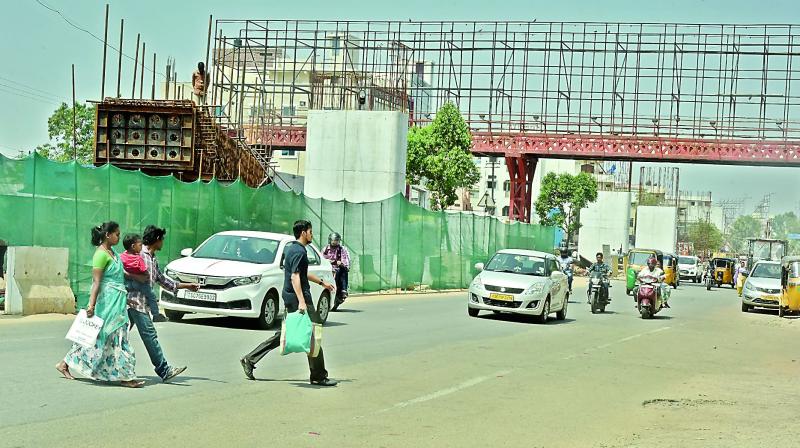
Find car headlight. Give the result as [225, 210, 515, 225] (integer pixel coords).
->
[470, 277, 483, 289]
[524, 283, 546, 295]
[233, 275, 262, 286]
[165, 269, 177, 279]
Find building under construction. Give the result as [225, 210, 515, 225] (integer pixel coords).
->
[95, 18, 800, 205]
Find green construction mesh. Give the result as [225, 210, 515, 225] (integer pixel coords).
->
[0, 154, 556, 308]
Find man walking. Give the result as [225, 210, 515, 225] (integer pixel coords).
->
[126, 225, 198, 382]
[240, 220, 338, 386]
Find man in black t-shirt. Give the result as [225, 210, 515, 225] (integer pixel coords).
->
[240, 220, 338, 386]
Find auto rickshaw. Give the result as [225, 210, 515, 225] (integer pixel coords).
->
[706, 257, 736, 290]
[662, 253, 680, 289]
[625, 248, 664, 295]
[779, 256, 800, 317]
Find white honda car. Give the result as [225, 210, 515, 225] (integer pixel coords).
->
[468, 249, 569, 323]
[160, 231, 335, 328]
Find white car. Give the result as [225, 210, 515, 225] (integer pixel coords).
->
[678, 255, 702, 283]
[741, 260, 782, 312]
[468, 249, 569, 323]
[160, 231, 335, 328]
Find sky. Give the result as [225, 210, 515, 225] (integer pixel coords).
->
[1, 0, 798, 215]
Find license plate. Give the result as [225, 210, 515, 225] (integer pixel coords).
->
[764, 295, 779, 302]
[489, 293, 514, 301]
[185, 291, 216, 302]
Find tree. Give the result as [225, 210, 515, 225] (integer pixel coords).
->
[534, 172, 598, 248]
[35, 102, 96, 164]
[405, 102, 480, 210]
[768, 212, 800, 254]
[727, 215, 763, 253]
[687, 220, 724, 256]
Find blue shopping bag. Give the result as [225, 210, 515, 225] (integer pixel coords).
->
[280, 311, 313, 355]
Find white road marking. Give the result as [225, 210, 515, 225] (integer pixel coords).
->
[563, 326, 672, 360]
[376, 369, 513, 414]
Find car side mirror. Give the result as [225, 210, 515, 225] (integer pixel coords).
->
[475, 263, 484, 272]
[180, 248, 193, 257]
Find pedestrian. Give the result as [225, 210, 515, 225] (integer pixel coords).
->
[125, 225, 198, 382]
[56, 221, 144, 388]
[240, 220, 338, 386]
[192, 62, 209, 106]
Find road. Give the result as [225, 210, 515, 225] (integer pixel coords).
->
[1, 279, 800, 447]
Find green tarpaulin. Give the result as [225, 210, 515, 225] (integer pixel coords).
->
[0, 154, 555, 308]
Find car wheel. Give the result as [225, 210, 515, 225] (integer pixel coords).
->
[317, 292, 331, 324]
[741, 303, 751, 313]
[468, 307, 480, 317]
[257, 292, 279, 330]
[164, 310, 184, 322]
[534, 298, 550, 324]
[556, 297, 567, 321]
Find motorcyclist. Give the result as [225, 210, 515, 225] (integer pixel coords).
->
[587, 252, 611, 304]
[558, 248, 574, 293]
[322, 232, 350, 311]
[637, 257, 669, 308]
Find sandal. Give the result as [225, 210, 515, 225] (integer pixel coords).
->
[56, 361, 75, 380]
[120, 379, 145, 388]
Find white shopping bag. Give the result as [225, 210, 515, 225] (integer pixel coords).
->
[65, 310, 104, 348]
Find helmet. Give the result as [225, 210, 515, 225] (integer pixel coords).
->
[647, 256, 658, 267]
[328, 232, 342, 245]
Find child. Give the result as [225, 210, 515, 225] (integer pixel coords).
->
[120, 234, 163, 321]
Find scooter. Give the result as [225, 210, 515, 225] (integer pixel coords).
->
[635, 278, 665, 319]
[588, 271, 611, 314]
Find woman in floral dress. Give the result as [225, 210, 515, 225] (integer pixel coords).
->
[56, 221, 144, 388]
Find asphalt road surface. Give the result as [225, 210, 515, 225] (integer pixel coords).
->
[2, 279, 799, 447]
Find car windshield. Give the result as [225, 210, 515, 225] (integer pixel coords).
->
[629, 251, 653, 265]
[678, 257, 696, 265]
[485, 253, 546, 276]
[751, 263, 781, 279]
[192, 235, 280, 264]
[714, 259, 730, 268]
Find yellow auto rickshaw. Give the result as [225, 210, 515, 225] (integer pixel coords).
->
[625, 248, 664, 295]
[706, 257, 736, 290]
[779, 256, 800, 317]
[662, 253, 680, 289]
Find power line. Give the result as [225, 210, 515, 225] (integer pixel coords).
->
[0, 74, 67, 100]
[0, 86, 62, 106]
[0, 82, 65, 103]
[34, 0, 169, 80]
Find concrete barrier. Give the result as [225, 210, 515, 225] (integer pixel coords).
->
[3, 247, 75, 315]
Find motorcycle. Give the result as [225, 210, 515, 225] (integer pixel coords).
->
[330, 263, 348, 311]
[588, 271, 611, 314]
[635, 277, 665, 319]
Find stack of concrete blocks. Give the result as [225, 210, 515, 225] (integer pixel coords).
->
[3, 247, 75, 315]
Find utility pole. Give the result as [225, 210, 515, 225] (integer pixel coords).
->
[71, 64, 77, 160]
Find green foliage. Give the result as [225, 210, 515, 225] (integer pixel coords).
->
[534, 172, 598, 247]
[687, 220, 724, 255]
[405, 102, 479, 210]
[35, 102, 96, 164]
[727, 215, 763, 253]
[637, 192, 663, 206]
[768, 212, 800, 254]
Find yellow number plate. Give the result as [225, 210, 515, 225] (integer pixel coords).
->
[764, 295, 779, 302]
[489, 293, 514, 301]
